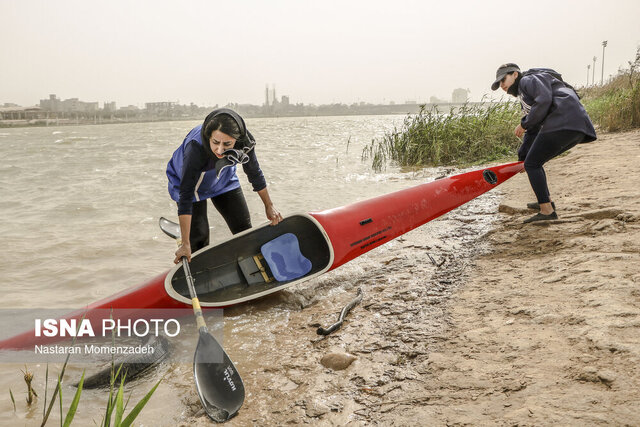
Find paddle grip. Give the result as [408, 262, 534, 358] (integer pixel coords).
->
[191, 298, 207, 330]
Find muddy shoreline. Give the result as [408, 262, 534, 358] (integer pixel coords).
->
[177, 183, 510, 425]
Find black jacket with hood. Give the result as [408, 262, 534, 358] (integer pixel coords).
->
[516, 68, 597, 142]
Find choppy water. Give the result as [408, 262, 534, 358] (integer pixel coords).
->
[0, 115, 502, 425]
[0, 116, 414, 305]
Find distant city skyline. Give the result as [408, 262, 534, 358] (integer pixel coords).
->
[3, 89, 467, 112]
[3, 87, 454, 110]
[2, 1, 640, 108]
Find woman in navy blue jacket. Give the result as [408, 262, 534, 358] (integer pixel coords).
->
[166, 108, 282, 263]
[492, 63, 597, 223]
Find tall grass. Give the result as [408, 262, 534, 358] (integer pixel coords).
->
[362, 100, 521, 171]
[364, 48, 640, 171]
[581, 47, 640, 131]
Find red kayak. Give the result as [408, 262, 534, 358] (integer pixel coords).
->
[0, 162, 523, 349]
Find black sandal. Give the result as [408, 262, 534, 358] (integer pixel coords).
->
[523, 211, 558, 224]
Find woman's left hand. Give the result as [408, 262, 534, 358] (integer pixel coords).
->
[514, 124, 526, 138]
[266, 205, 283, 225]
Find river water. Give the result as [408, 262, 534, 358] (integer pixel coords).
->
[0, 115, 504, 425]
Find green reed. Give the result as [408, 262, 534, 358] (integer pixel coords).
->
[581, 47, 640, 132]
[363, 100, 521, 171]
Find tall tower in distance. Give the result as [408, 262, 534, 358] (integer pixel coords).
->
[264, 84, 281, 108]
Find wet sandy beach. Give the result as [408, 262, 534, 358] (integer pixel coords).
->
[179, 129, 640, 426]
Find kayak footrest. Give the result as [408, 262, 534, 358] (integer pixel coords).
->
[238, 254, 274, 285]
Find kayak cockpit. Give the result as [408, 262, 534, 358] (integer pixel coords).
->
[165, 214, 333, 307]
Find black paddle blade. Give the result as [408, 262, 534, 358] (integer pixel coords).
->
[159, 217, 181, 240]
[193, 330, 245, 422]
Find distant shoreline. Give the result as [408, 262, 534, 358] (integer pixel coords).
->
[0, 102, 494, 128]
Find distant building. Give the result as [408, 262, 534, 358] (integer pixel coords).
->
[281, 95, 290, 106]
[39, 94, 98, 112]
[103, 101, 117, 112]
[40, 94, 62, 112]
[451, 88, 470, 103]
[62, 98, 98, 112]
[0, 105, 42, 120]
[145, 102, 176, 114]
[430, 96, 447, 104]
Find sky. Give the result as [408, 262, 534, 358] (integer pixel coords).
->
[1, 0, 640, 108]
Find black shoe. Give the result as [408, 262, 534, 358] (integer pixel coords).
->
[527, 201, 556, 211]
[523, 211, 558, 224]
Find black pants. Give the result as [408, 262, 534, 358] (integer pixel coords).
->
[187, 187, 252, 252]
[523, 130, 585, 204]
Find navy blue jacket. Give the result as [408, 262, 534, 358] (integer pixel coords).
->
[518, 68, 596, 142]
[167, 123, 267, 216]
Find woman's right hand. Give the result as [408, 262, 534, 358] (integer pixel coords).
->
[174, 243, 192, 264]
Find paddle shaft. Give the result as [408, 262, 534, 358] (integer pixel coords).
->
[160, 217, 245, 421]
[161, 215, 206, 330]
[181, 257, 207, 331]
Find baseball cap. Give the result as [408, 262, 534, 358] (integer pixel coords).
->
[491, 63, 520, 90]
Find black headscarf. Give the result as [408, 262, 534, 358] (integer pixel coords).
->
[200, 108, 256, 177]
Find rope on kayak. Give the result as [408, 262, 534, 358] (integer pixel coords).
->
[317, 288, 363, 336]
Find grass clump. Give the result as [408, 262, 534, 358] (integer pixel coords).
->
[12, 316, 163, 426]
[581, 47, 640, 132]
[36, 360, 162, 427]
[363, 100, 521, 171]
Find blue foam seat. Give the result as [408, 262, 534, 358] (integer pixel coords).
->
[260, 233, 312, 282]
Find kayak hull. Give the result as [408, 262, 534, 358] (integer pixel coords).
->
[162, 162, 523, 307]
[312, 162, 524, 269]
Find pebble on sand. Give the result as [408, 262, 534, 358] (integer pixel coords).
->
[320, 352, 357, 370]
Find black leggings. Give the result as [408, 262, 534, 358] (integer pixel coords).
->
[187, 187, 252, 252]
[523, 130, 585, 205]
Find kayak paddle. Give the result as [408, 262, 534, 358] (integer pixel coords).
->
[159, 217, 245, 422]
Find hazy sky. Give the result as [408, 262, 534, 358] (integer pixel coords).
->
[2, 0, 640, 108]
